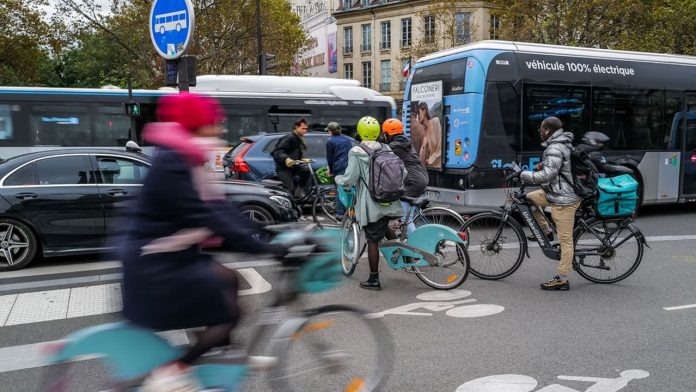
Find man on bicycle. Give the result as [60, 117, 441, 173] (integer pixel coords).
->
[509, 116, 581, 290]
[272, 118, 311, 199]
[381, 118, 428, 234]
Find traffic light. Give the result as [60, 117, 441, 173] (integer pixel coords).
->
[260, 52, 276, 75]
[124, 102, 141, 117]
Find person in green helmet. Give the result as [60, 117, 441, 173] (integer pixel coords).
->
[335, 116, 404, 291]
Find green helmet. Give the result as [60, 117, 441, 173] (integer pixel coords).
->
[356, 116, 380, 141]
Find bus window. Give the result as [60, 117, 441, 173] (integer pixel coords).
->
[523, 85, 589, 151]
[93, 105, 131, 146]
[409, 58, 467, 97]
[592, 88, 663, 150]
[0, 105, 15, 140]
[479, 82, 520, 162]
[225, 106, 266, 144]
[30, 104, 91, 147]
[665, 92, 684, 149]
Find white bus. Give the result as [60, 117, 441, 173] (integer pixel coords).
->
[154, 10, 187, 34]
[0, 75, 396, 159]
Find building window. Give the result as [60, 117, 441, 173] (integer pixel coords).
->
[424, 15, 436, 44]
[361, 24, 372, 52]
[362, 61, 372, 88]
[455, 12, 471, 44]
[344, 63, 354, 80]
[380, 21, 391, 50]
[343, 26, 353, 53]
[361, 0, 369, 6]
[490, 15, 500, 40]
[401, 18, 412, 47]
[343, 0, 351, 10]
[380, 60, 391, 92]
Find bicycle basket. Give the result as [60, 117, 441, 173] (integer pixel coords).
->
[298, 228, 343, 293]
[337, 186, 355, 207]
[315, 166, 335, 185]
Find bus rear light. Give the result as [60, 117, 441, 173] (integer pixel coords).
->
[691, 154, 696, 163]
[233, 143, 253, 173]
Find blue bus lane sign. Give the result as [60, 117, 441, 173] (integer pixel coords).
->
[149, 0, 195, 60]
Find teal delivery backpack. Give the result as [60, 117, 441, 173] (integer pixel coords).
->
[596, 174, 639, 217]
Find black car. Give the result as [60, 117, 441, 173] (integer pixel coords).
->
[0, 147, 297, 270]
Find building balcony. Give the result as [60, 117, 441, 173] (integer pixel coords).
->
[379, 82, 391, 92]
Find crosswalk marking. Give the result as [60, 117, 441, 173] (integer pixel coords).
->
[0, 268, 270, 328]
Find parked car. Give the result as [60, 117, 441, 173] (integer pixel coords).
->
[223, 132, 356, 182]
[0, 147, 297, 271]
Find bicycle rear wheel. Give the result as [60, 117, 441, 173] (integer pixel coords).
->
[414, 206, 465, 231]
[312, 190, 341, 229]
[340, 217, 363, 276]
[412, 240, 470, 289]
[460, 212, 526, 280]
[269, 305, 392, 392]
[573, 218, 644, 283]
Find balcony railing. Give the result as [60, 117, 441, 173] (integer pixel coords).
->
[379, 82, 391, 92]
[343, 46, 353, 54]
[360, 44, 372, 52]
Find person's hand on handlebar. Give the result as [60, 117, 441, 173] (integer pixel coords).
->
[505, 171, 521, 184]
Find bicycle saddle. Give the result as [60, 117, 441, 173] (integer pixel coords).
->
[400, 195, 429, 209]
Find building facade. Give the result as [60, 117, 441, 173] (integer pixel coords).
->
[333, 0, 496, 103]
[290, 0, 339, 77]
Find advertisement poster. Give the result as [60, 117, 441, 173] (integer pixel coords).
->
[409, 80, 443, 169]
[327, 31, 337, 73]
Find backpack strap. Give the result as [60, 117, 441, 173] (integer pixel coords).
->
[359, 144, 374, 155]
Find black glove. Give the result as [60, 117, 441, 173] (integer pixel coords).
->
[505, 171, 521, 183]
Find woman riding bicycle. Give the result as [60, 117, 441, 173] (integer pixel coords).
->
[119, 93, 285, 390]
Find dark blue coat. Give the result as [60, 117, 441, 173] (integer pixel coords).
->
[120, 147, 268, 330]
[326, 134, 353, 175]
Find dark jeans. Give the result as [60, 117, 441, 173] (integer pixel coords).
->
[276, 165, 311, 196]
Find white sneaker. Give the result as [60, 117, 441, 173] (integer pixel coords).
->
[140, 362, 202, 392]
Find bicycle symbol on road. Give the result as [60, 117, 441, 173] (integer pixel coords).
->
[364, 290, 505, 319]
[456, 369, 649, 392]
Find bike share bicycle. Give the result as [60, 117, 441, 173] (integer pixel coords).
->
[41, 227, 392, 392]
[460, 163, 647, 283]
[339, 187, 470, 290]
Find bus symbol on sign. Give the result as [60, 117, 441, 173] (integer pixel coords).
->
[154, 10, 187, 34]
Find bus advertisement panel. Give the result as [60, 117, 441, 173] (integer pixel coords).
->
[410, 80, 443, 170]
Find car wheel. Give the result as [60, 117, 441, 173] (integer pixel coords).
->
[0, 219, 39, 271]
[240, 205, 275, 225]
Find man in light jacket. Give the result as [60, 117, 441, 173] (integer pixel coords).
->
[513, 116, 581, 291]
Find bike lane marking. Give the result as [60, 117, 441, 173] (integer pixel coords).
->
[664, 303, 696, 311]
[456, 370, 649, 392]
[0, 268, 271, 327]
[365, 290, 505, 319]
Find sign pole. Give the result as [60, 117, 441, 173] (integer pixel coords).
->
[256, 0, 264, 75]
[178, 57, 190, 93]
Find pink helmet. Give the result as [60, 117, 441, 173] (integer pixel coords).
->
[156, 93, 224, 131]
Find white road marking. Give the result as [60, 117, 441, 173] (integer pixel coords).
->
[0, 268, 270, 327]
[446, 304, 506, 318]
[664, 303, 696, 311]
[0, 330, 188, 374]
[0, 261, 122, 279]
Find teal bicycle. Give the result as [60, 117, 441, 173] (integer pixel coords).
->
[41, 227, 392, 392]
[339, 187, 470, 290]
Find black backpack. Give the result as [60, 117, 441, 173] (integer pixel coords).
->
[561, 147, 599, 199]
[359, 144, 406, 203]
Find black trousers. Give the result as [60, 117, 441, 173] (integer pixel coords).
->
[276, 165, 311, 195]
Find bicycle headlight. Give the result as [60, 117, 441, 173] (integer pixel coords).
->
[270, 195, 292, 209]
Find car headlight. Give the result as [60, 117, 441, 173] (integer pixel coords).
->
[269, 195, 292, 209]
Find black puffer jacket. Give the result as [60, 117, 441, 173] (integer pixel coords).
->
[387, 134, 429, 197]
[272, 131, 306, 169]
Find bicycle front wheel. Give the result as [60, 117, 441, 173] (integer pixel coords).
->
[340, 218, 363, 276]
[412, 240, 470, 290]
[573, 218, 644, 283]
[312, 190, 341, 229]
[269, 305, 392, 392]
[461, 212, 526, 280]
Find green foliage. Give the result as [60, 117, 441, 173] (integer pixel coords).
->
[489, 0, 696, 55]
[2, 0, 308, 88]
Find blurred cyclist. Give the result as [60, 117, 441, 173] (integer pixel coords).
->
[120, 93, 285, 390]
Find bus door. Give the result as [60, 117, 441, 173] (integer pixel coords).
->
[681, 94, 696, 199]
